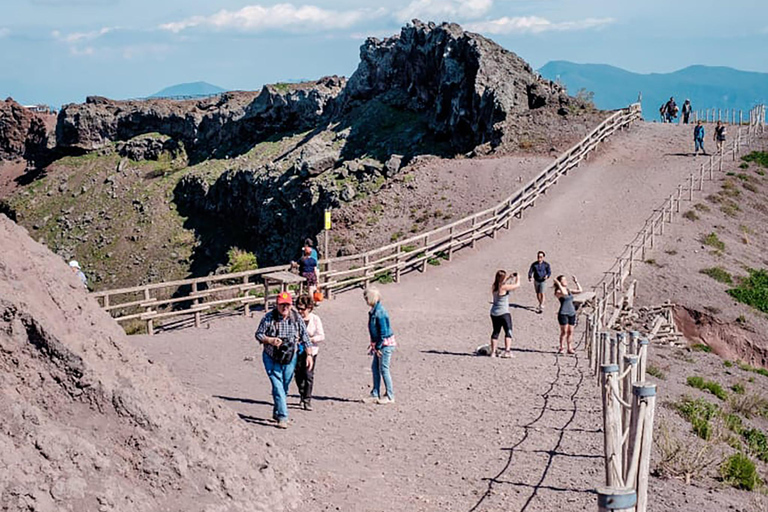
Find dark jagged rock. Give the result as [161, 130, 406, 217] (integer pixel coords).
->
[56, 77, 345, 163]
[0, 98, 53, 164]
[117, 135, 182, 161]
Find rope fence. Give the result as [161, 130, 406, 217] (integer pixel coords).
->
[585, 104, 765, 511]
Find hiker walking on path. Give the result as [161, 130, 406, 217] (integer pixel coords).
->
[364, 287, 397, 404]
[682, 99, 693, 124]
[294, 294, 325, 411]
[664, 97, 678, 124]
[694, 121, 707, 156]
[554, 275, 582, 354]
[528, 251, 551, 313]
[298, 246, 319, 294]
[489, 270, 520, 358]
[68, 260, 88, 289]
[714, 120, 727, 153]
[255, 291, 313, 429]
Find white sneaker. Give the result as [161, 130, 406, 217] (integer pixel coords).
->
[376, 396, 395, 405]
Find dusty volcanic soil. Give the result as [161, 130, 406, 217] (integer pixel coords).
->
[126, 123, 768, 511]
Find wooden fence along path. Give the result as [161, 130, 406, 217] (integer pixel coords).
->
[585, 105, 765, 511]
[693, 105, 767, 127]
[92, 103, 643, 332]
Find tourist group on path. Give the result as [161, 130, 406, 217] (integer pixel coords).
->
[658, 96, 731, 157]
[254, 240, 583, 429]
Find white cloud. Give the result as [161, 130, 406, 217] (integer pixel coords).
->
[160, 3, 383, 33]
[396, 0, 493, 23]
[52, 26, 115, 44]
[466, 16, 615, 34]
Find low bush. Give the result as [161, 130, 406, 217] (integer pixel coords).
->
[700, 267, 733, 284]
[723, 413, 744, 434]
[693, 203, 711, 212]
[226, 247, 258, 273]
[647, 365, 666, 380]
[742, 429, 768, 462]
[677, 396, 720, 439]
[731, 383, 746, 395]
[721, 453, 760, 491]
[687, 376, 728, 400]
[683, 210, 699, 221]
[374, 271, 394, 284]
[654, 421, 719, 485]
[691, 343, 713, 353]
[742, 151, 768, 168]
[700, 232, 725, 251]
[727, 268, 768, 314]
[729, 393, 768, 419]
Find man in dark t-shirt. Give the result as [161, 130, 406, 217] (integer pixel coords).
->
[528, 250, 552, 313]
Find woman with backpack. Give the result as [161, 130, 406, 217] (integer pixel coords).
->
[255, 291, 313, 429]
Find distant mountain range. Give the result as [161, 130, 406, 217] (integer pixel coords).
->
[148, 81, 227, 99]
[539, 62, 768, 120]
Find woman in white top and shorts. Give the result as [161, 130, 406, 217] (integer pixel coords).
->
[489, 270, 520, 358]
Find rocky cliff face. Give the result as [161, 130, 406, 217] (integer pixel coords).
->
[342, 20, 570, 150]
[0, 98, 53, 164]
[56, 76, 345, 163]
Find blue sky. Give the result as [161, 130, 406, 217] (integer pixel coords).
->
[2, 0, 767, 106]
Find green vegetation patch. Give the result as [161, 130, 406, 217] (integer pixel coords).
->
[742, 429, 768, 462]
[683, 210, 699, 221]
[700, 232, 725, 251]
[727, 268, 768, 314]
[676, 396, 720, 440]
[721, 453, 761, 490]
[693, 203, 710, 212]
[699, 267, 733, 284]
[646, 365, 666, 380]
[227, 247, 258, 273]
[691, 343, 713, 353]
[742, 151, 768, 169]
[687, 376, 728, 400]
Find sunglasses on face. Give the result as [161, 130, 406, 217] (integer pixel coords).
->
[296, 306, 308, 311]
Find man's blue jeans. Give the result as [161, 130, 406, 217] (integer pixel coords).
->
[371, 346, 395, 400]
[263, 350, 297, 421]
[695, 139, 705, 153]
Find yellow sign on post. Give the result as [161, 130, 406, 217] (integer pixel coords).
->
[324, 210, 332, 230]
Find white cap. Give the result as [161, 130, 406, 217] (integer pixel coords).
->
[69, 260, 80, 269]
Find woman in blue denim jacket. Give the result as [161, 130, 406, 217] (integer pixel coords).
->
[364, 287, 397, 404]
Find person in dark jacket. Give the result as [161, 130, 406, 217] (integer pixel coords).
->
[528, 251, 551, 313]
[682, 99, 693, 124]
[665, 97, 678, 124]
[693, 121, 707, 156]
[554, 275, 583, 354]
[714, 120, 727, 153]
[364, 287, 397, 404]
[298, 246, 318, 294]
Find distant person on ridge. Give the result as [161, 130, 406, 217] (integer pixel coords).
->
[69, 260, 88, 289]
[714, 120, 727, 153]
[528, 251, 551, 313]
[664, 97, 678, 124]
[554, 275, 583, 355]
[489, 270, 520, 358]
[659, 103, 667, 123]
[255, 291, 313, 429]
[682, 99, 693, 124]
[693, 121, 707, 156]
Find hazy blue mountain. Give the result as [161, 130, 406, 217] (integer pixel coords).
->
[148, 81, 227, 99]
[539, 61, 768, 120]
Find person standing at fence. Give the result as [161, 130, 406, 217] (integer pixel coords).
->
[298, 246, 319, 294]
[714, 120, 727, 153]
[255, 291, 313, 429]
[303, 238, 318, 261]
[294, 294, 325, 411]
[693, 121, 707, 156]
[682, 99, 693, 124]
[364, 287, 397, 404]
[528, 251, 551, 313]
[554, 275, 582, 354]
[489, 270, 520, 358]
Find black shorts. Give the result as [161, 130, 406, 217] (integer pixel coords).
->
[490, 313, 513, 339]
[558, 313, 576, 326]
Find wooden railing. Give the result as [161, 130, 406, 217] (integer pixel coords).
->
[586, 105, 765, 511]
[693, 105, 766, 127]
[93, 103, 642, 333]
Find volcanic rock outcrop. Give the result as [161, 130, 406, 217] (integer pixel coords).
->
[0, 214, 300, 511]
[55, 76, 345, 163]
[0, 98, 52, 164]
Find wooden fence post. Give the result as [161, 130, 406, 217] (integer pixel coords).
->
[394, 245, 402, 283]
[470, 217, 477, 249]
[191, 281, 201, 328]
[634, 383, 657, 512]
[629, 331, 640, 356]
[622, 354, 639, 461]
[688, 174, 694, 201]
[364, 254, 371, 288]
[448, 226, 455, 261]
[597, 487, 636, 512]
[617, 333, 627, 390]
[638, 338, 649, 380]
[421, 235, 429, 272]
[601, 364, 623, 487]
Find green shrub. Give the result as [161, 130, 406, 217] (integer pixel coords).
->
[390, 231, 404, 242]
[691, 343, 713, 353]
[742, 151, 768, 168]
[401, 244, 417, 253]
[683, 210, 699, 221]
[721, 453, 760, 490]
[728, 268, 768, 314]
[743, 182, 759, 193]
[731, 383, 746, 395]
[720, 200, 741, 217]
[700, 233, 725, 251]
[724, 413, 744, 434]
[647, 365, 666, 380]
[226, 248, 258, 273]
[677, 397, 720, 439]
[686, 376, 728, 400]
[693, 203, 711, 212]
[724, 360, 734, 368]
[739, 162, 749, 169]
[374, 271, 394, 284]
[742, 429, 768, 462]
